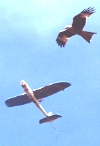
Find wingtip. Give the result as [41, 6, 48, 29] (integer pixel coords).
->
[5, 100, 8, 106]
[82, 7, 95, 14]
[65, 82, 71, 87]
[5, 99, 11, 107]
[62, 82, 71, 90]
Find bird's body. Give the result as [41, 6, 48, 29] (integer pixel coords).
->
[56, 7, 96, 47]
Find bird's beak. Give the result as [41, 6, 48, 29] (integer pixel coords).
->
[65, 25, 71, 29]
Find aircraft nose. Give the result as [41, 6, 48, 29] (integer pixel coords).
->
[21, 80, 26, 87]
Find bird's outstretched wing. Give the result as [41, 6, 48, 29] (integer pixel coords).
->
[56, 29, 75, 47]
[72, 7, 95, 29]
[80, 7, 95, 17]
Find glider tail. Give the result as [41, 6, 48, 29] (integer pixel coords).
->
[81, 31, 96, 43]
[39, 114, 62, 124]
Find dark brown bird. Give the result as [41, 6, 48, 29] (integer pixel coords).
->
[56, 7, 96, 47]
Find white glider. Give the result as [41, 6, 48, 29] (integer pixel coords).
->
[5, 80, 71, 124]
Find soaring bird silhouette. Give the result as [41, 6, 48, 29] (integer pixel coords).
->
[56, 7, 96, 47]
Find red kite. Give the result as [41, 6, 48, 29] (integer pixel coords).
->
[56, 7, 96, 47]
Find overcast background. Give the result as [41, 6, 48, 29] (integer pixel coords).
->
[0, 0, 100, 146]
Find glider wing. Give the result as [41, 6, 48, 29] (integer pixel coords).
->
[5, 94, 31, 107]
[5, 82, 71, 107]
[33, 82, 71, 99]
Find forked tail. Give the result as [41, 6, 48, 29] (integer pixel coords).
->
[81, 31, 96, 43]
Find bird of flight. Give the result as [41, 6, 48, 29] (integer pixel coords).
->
[5, 80, 71, 124]
[56, 7, 96, 47]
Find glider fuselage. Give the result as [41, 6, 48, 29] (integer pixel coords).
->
[21, 80, 48, 117]
[5, 80, 68, 123]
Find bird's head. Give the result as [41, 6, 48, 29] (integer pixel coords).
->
[80, 12, 90, 18]
[65, 25, 72, 29]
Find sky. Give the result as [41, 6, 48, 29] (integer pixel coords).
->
[0, 0, 100, 146]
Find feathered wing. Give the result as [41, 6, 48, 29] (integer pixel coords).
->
[56, 29, 75, 47]
[56, 7, 96, 47]
[72, 7, 95, 29]
[80, 7, 95, 17]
